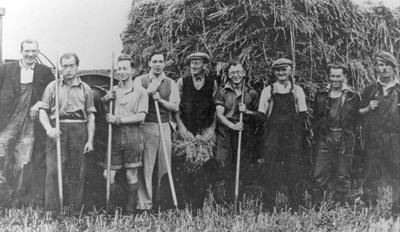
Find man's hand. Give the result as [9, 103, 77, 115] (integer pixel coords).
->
[368, 100, 380, 111]
[106, 114, 118, 124]
[84, 141, 94, 154]
[152, 92, 161, 101]
[178, 126, 194, 140]
[238, 103, 248, 114]
[30, 102, 46, 120]
[230, 122, 244, 131]
[46, 127, 60, 140]
[201, 126, 215, 141]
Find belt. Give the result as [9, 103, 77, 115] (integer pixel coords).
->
[329, 127, 343, 132]
[59, 119, 87, 123]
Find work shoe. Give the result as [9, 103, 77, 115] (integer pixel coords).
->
[126, 183, 139, 214]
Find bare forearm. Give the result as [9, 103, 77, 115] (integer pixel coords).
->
[120, 112, 146, 124]
[39, 109, 53, 131]
[87, 114, 95, 144]
[158, 99, 179, 112]
[175, 111, 186, 130]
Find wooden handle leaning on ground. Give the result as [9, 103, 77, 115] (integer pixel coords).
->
[154, 100, 178, 208]
[106, 52, 114, 215]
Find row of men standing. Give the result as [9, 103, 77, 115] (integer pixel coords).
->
[0, 39, 399, 216]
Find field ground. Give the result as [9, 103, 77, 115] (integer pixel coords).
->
[1, 190, 399, 232]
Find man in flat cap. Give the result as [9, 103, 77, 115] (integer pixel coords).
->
[311, 63, 360, 206]
[175, 52, 218, 140]
[360, 51, 400, 215]
[258, 58, 308, 208]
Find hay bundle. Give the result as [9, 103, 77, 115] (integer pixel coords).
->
[172, 135, 215, 173]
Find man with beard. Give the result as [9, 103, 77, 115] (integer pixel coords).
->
[175, 52, 218, 140]
[0, 39, 54, 206]
[101, 54, 148, 213]
[39, 53, 96, 212]
[258, 58, 307, 209]
[134, 50, 180, 211]
[360, 51, 400, 215]
[214, 61, 259, 203]
[312, 63, 360, 206]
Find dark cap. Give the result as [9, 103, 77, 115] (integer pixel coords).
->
[271, 58, 293, 69]
[187, 52, 211, 62]
[375, 51, 398, 67]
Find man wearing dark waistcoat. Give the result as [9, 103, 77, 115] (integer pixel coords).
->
[39, 53, 96, 212]
[135, 50, 180, 211]
[0, 39, 54, 206]
[312, 63, 360, 206]
[175, 52, 218, 140]
[360, 51, 400, 215]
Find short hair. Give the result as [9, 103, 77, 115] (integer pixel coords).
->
[20, 39, 39, 51]
[60, 53, 80, 66]
[118, 54, 135, 68]
[148, 50, 166, 62]
[226, 61, 243, 74]
[328, 63, 348, 76]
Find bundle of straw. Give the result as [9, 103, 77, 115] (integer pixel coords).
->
[172, 135, 215, 173]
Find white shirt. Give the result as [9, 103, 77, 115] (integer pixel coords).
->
[258, 81, 307, 114]
[20, 61, 35, 84]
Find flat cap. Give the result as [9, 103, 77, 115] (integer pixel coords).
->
[271, 58, 293, 69]
[187, 52, 211, 62]
[375, 51, 398, 67]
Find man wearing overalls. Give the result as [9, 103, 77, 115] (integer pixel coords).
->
[258, 58, 307, 209]
[312, 63, 360, 206]
[360, 51, 400, 215]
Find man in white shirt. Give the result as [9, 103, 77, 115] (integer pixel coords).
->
[258, 58, 307, 209]
[0, 39, 54, 207]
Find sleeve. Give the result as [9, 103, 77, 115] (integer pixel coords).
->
[85, 86, 97, 115]
[40, 81, 56, 110]
[213, 80, 219, 98]
[137, 88, 149, 114]
[169, 80, 180, 105]
[249, 89, 260, 111]
[258, 86, 271, 114]
[214, 89, 225, 107]
[177, 78, 183, 97]
[360, 85, 373, 109]
[133, 76, 143, 88]
[296, 86, 308, 112]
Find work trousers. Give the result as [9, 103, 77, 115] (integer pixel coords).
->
[137, 122, 171, 210]
[362, 131, 400, 213]
[313, 130, 355, 203]
[45, 122, 87, 211]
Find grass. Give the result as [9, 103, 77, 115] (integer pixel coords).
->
[0, 187, 399, 232]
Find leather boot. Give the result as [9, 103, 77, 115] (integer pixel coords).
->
[126, 183, 139, 214]
[213, 180, 226, 204]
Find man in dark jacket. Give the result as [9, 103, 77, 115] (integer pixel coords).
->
[312, 63, 360, 205]
[0, 39, 54, 206]
[360, 51, 400, 215]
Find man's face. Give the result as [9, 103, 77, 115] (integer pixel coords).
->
[329, 68, 346, 90]
[20, 42, 39, 66]
[273, 65, 292, 82]
[60, 57, 78, 80]
[149, 54, 165, 75]
[117, 60, 134, 82]
[228, 64, 245, 85]
[377, 60, 395, 79]
[190, 59, 205, 76]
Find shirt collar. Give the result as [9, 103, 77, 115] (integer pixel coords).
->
[224, 81, 249, 92]
[322, 82, 352, 92]
[19, 60, 35, 70]
[149, 71, 166, 82]
[273, 81, 292, 90]
[117, 82, 135, 93]
[61, 75, 83, 87]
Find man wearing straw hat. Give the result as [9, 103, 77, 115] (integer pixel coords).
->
[360, 51, 400, 215]
[0, 39, 54, 206]
[214, 61, 259, 203]
[134, 50, 180, 211]
[175, 52, 218, 140]
[39, 53, 96, 212]
[101, 54, 148, 213]
[258, 58, 307, 208]
[311, 63, 360, 206]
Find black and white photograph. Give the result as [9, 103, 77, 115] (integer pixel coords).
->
[0, 0, 399, 231]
